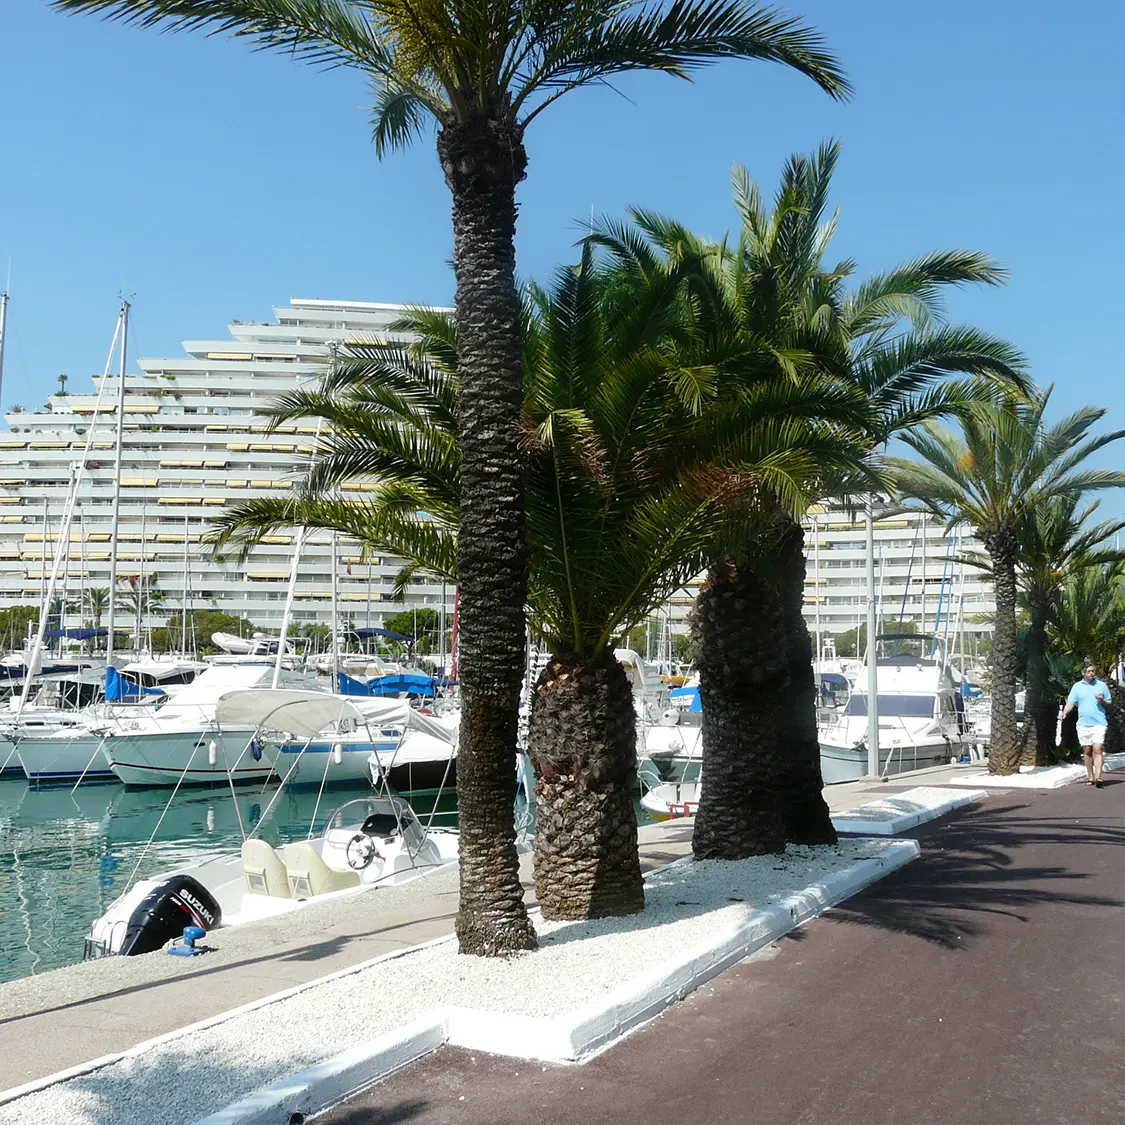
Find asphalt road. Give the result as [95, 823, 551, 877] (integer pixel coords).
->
[320, 779, 1125, 1125]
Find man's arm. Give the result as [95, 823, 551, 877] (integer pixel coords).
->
[1063, 685, 1079, 718]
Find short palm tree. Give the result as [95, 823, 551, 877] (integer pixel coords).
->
[1015, 496, 1125, 763]
[54, 0, 850, 954]
[888, 390, 1125, 774]
[212, 250, 875, 915]
[85, 587, 110, 630]
[594, 141, 1026, 854]
[1050, 563, 1125, 687]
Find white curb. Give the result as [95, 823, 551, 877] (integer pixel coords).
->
[190, 1015, 447, 1125]
[187, 839, 920, 1124]
[830, 786, 988, 835]
[946, 751, 1125, 790]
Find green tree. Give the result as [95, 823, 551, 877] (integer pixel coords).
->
[213, 251, 870, 917]
[55, 0, 850, 955]
[384, 608, 441, 654]
[0, 605, 40, 652]
[84, 587, 109, 630]
[888, 390, 1125, 774]
[152, 609, 261, 654]
[1014, 496, 1125, 763]
[594, 141, 1025, 854]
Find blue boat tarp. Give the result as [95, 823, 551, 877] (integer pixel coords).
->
[346, 627, 412, 642]
[668, 684, 702, 712]
[44, 627, 125, 640]
[960, 677, 984, 698]
[336, 671, 435, 698]
[105, 666, 166, 701]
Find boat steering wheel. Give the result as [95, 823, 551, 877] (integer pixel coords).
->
[345, 833, 383, 871]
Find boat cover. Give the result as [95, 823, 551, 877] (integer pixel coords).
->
[215, 689, 408, 738]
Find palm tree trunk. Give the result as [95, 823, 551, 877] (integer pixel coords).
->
[439, 117, 536, 955]
[691, 560, 787, 859]
[1023, 599, 1055, 766]
[772, 517, 837, 844]
[986, 532, 1021, 774]
[529, 647, 645, 920]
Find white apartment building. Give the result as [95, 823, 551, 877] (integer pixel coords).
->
[0, 295, 996, 655]
[802, 504, 995, 652]
[0, 298, 456, 638]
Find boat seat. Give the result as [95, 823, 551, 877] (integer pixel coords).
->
[283, 842, 360, 899]
[241, 839, 291, 898]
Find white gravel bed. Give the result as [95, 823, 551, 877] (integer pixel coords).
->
[0, 838, 901, 1125]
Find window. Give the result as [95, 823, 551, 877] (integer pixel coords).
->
[846, 694, 936, 718]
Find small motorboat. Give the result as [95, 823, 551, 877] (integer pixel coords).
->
[83, 693, 461, 958]
[639, 776, 701, 821]
[84, 793, 459, 957]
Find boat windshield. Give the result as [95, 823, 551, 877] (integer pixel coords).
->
[846, 694, 936, 718]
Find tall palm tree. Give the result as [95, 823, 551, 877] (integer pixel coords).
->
[594, 141, 1026, 854]
[1015, 496, 1125, 763]
[54, 0, 850, 954]
[212, 251, 875, 914]
[888, 390, 1125, 774]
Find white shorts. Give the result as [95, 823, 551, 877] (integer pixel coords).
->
[1077, 725, 1107, 747]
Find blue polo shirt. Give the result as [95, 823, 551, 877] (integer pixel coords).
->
[1067, 679, 1112, 726]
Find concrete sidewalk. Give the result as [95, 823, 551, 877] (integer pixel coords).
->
[321, 778, 1125, 1125]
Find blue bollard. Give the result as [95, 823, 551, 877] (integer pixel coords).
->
[167, 925, 211, 957]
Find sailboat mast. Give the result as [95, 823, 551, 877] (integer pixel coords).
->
[105, 300, 129, 664]
[0, 289, 9, 409]
[865, 497, 880, 777]
[182, 515, 190, 655]
[331, 531, 340, 687]
[812, 514, 821, 667]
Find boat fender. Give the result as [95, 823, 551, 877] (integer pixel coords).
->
[207, 740, 218, 766]
[120, 874, 222, 957]
[333, 742, 343, 765]
[251, 737, 263, 762]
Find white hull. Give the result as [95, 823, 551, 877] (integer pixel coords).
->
[105, 729, 279, 786]
[818, 737, 953, 785]
[17, 731, 116, 783]
[640, 778, 701, 821]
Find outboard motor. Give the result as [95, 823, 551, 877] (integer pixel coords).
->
[120, 875, 222, 956]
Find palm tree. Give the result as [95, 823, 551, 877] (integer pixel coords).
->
[85, 587, 109, 630]
[887, 390, 1125, 774]
[1014, 496, 1125, 763]
[212, 250, 875, 915]
[594, 141, 1026, 854]
[1050, 563, 1125, 689]
[55, 0, 850, 955]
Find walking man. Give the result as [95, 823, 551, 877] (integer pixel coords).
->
[1062, 662, 1113, 787]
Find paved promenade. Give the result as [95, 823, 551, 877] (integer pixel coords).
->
[322, 778, 1125, 1125]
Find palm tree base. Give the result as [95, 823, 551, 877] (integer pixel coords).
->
[530, 650, 645, 921]
[691, 562, 788, 860]
[455, 691, 538, 956]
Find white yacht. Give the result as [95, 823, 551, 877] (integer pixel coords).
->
[99, 663, 297, 786]
[818, 635, 966, 783]
[12, 660, 209, 784]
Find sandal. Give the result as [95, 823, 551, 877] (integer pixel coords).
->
[1096, 779, 1104, 788]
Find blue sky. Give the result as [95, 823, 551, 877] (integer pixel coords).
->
[1, 1, 1122, 466]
